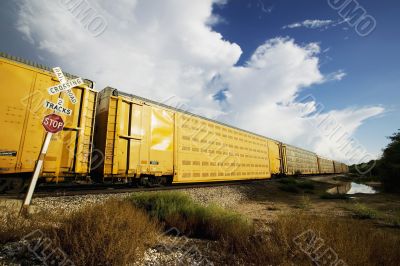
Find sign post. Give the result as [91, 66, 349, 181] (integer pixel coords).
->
[20, 67, 82, 215]
[21, 132, 52, 210]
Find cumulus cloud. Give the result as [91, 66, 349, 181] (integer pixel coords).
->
[15, 0, 383, 163]
[282, 19, 334, 29]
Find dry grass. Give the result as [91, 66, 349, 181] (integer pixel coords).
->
[50, 199, 159, 266]
[218, 212, 400, 266]
[296, 195, 312, 209]
[2, 194, 399, 266]
[1, 199, 160, 266]
[130, 191, 400, 266]
[0, 209, 58, 244]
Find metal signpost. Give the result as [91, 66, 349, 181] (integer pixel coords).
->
[20, 68, 83, 215]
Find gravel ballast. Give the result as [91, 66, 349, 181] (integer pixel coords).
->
[20, 185, 248, 214]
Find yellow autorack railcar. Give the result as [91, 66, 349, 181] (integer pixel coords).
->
[282, 144, 319, 175]
[341, 163, 349, 173]
[93, 87, 271, 184]
[267, 139, 282, 176]
[317, 156, 335, 174]
[333, 161, 343, 173]
[0, 54, 97, 191]
[0, 53, 351, 192]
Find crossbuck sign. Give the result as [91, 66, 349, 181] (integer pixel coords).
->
[21, 67, 84, 214]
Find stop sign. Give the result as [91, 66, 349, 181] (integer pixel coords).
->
[42, 114, 64, 133]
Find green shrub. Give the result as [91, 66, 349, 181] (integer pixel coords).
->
[380, 137, 400, 192]
[347, 203, 380, 219]
[320, 193, 350, 200]
[278, 184, 300, 193]
[278, 177, 297, 185]
[278, 178, 315, 192]
[129, 191, 253, 242]
[351, 130, 400, 192]
[297, 180, 315, 190]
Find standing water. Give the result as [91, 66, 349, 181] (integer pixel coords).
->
[327, 182, 378, 195]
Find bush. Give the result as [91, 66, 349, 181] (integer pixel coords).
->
[379, 131, 400, 192]
[278, 178, 315, 193]
[278, 183, 300, 193]
[278, 177, 297, 185]
[320, 193, 350, 200]
[129, 191, 253, 243]
[51, 199, 159, 266]
[351, 130, 400, 192]
[346, 203, 380, 220]
[297, 180, 315, 190]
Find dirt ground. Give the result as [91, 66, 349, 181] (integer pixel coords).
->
[223, 175, 400, 228]
[1, 175, 399, 265]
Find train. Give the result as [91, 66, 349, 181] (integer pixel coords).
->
[0, 53, 348, 192]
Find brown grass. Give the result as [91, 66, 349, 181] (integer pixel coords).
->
[218, 212, 400, 266]
[0, 210, 57, 244]
[2, 194, 399, 266]
[0, 200, 160, 265]
[50, 199, 160, 266]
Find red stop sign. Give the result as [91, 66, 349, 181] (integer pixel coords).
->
[42, 114, 64, 133]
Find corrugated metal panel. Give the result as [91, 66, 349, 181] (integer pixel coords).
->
[174, 112, 270, 183]
[93, 89, 175, 180]
[317, 156, 335, 174]
[109, 87, 281, 143]
[284, 144, 319, 175]
[333, 161, 342, 173]
[94, 87, 271, 182]
[340, 163, 349, 173]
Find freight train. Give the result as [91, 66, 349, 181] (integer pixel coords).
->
[0, 54, 348, 192]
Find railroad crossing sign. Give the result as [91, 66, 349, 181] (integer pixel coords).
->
[48, 67, 84, 104]
[43, 98, 72, 116]
[21, 67, 84, 214]
[42, 113, 64, 133]
[43, 67, 83, 115]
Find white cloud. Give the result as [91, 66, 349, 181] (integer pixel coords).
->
[324, 70, 347, 82]
[283, 19, 334, 29]
[15, 0, 383, 164]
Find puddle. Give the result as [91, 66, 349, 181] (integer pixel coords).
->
[327, 182, 378, 195]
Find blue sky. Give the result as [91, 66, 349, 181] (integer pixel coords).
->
[211, 0, 400, 157]
[0, 0, 398, 163]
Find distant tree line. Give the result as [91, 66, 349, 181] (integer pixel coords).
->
[350, 129, 400, 192]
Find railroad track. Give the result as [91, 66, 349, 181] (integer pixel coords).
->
[0, 179, 271, 200]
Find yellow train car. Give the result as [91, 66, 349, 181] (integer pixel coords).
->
[282, 144, 319, 175]
[0, 54, 97, 190]
[317, 156, 335, 174]
[333, 161, 343, 173]
[93, 87, 271, 184]
[0, 53, 352, 193]
[267, 139, 283, 176]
